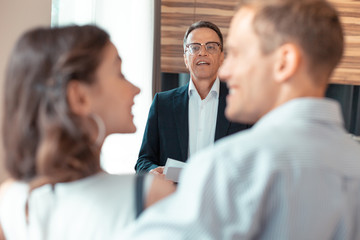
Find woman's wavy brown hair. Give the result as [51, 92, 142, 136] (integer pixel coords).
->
[3, 25, 110, 187]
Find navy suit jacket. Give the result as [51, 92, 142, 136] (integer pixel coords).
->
[135, 82, 249, 173]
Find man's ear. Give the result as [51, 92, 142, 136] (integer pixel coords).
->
[67, 81, 92, 116]
[220, 51, 225, 65]
[183, 53, 189, 69]
[273, 43, 301, 83]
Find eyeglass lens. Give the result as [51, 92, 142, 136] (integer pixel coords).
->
[187, 42, 220, 54]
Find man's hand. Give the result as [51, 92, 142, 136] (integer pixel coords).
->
[149, 166, 165, 177]
[150, 167, 176, 185]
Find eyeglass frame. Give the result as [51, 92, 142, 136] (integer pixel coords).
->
[184, 41, 222, 55]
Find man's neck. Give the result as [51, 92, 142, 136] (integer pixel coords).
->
[274, 78, 326, 110]
[192, 77, 216, 100]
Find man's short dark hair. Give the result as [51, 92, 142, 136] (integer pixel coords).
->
[183, 21, 224, 51]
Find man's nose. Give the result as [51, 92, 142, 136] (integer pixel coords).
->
[198, 45, 208, 56]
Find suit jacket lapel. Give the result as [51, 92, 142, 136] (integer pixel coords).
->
[215, 82, 231, 141]
[173, 84, 189, 161]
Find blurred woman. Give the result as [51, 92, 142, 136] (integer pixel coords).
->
[0, 25, 175, 240]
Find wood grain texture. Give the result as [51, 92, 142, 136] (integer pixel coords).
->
[161, 0, 195, 73]
[161, 0, 360, 85]
[329, 0, 360, 85]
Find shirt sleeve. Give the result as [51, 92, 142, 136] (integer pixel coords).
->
[122, 140, 275, 240]
[135, 94, 161, 173]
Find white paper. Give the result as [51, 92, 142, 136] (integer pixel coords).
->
[164, 158, 186, 182]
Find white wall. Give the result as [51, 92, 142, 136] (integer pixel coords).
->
[95, 0, 154, 174]
[0, 0, 51, 183]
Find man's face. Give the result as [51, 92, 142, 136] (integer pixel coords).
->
[184, 27, 224, 82]
[219, 8, 279, 124]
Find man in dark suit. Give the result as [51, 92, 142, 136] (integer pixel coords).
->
[135, 21, 249, 175]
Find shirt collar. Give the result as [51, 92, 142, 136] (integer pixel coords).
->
[254, 97, 344, 129]
[188, 77, 220, 99]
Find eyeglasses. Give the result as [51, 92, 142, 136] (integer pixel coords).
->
[185, 42, 221, 55]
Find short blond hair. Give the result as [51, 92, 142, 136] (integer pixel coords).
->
[238, 0, 344, 81]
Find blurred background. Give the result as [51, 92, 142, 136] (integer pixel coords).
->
[0, 0, 359, 183]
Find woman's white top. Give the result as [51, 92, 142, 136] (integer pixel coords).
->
[0, 172, 152, 240]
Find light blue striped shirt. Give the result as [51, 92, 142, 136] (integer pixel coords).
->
[122, 98, 360, 240]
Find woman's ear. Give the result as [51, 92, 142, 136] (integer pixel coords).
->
[273, 43, 301, 83]
[67, 81, 92, 116]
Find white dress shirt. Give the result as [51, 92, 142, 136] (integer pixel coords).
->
[122, 98, 360, 240]
[188, 78, 219, 157]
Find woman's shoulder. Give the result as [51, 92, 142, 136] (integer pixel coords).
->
[91, 172, 138, 187]
[0, 179, 29, 240]
[0, 178, 28, 202]
[0, 179, 15, 199]
[58, 173, 140, 199]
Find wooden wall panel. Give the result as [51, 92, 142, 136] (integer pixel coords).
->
[161, 0, 195, 73]
[194, 0, 238, 38]
[329, 0, 360, 85]
[161, 0, 360, 85]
